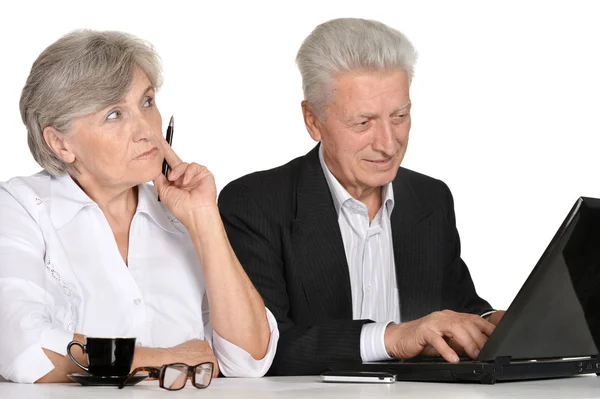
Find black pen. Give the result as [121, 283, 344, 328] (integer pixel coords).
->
[162, 115, 174, 177]
[158, 115, 174, 201]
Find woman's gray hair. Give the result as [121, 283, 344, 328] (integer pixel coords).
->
[296, 18, 418, 121]
[20, 30, 162, 175]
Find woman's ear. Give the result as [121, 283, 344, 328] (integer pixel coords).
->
[43, 126, 75, 164]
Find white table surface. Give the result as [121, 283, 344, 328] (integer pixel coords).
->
[1, 375, 600, 398]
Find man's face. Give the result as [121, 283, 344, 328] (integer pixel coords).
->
[306, 69, 411, 196]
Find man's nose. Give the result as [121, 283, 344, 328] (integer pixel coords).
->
[372, 121, 396, 155]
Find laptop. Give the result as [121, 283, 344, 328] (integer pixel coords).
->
[330, 197, 600, 384]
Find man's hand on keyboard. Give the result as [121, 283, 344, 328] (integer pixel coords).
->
[384, 309, 496, 363]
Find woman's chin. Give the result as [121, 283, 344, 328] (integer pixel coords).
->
[133, 166, 163, 185]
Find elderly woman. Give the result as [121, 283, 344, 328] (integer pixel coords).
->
[0, 30, 278, 383]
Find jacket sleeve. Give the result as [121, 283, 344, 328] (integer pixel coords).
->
[440, 182, 494, 315]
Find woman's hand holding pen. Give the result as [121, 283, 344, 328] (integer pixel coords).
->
[153, 137, 218, 225]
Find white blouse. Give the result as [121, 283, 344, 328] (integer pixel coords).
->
[0, 171, 278, 383]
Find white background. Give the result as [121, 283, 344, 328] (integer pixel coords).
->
[1, 0, 599, 310]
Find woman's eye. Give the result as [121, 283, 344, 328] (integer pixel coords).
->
[107, 110, 121, 120]
[143, 97, 154, 108]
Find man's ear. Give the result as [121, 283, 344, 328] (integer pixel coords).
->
[301, 101, 323, 142]
[42, 126, 75, 164]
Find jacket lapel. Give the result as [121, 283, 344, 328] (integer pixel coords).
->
[289, 148, 439, 322]
[391, 169, 435, 321]
[291, 144, 353, 320]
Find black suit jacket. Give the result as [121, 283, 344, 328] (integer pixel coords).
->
[218, 144, 492, 375]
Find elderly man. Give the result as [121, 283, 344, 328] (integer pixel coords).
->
[218, 18, 503, 375]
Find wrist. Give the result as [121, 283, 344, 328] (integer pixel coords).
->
[183, 205, 221, 232]
[384, 321, 415, 359]
[132, 346, 169, 370]
[384, 323, 400, 357]
[184, 206, 231, 266]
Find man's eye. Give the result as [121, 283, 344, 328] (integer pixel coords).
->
[107, 110, 121, 120]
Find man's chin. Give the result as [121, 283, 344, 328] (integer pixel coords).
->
[363, 166, 399, 187]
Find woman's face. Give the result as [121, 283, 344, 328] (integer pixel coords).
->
[62, 67, 164, 190]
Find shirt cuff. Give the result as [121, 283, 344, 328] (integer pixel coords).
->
[360, 321, 394, 362]
[5, 328, 72, 383]
[212, 307, 279, 377]
[41, 327, 73, 356]
[480, 310, 497, 319]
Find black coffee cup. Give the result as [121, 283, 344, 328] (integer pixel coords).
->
[67, 337, 136, 377]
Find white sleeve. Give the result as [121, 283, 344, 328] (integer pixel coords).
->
[0, 186, 72, 383]
[204, 307, 279, 377]
[480, 310, 497, 318]
[360, 322, 394, 361]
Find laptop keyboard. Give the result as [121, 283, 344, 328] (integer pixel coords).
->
[402, 356, 476, 364]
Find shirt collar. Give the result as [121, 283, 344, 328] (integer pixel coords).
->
[49, 174, 96, 230]
[49, 174, 181, 234]
[135, 184, 182, 234]
[318, 145, 395, 218]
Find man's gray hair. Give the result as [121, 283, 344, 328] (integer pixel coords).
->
[19, 30, 162, 176]
[296, 18, 418, 121]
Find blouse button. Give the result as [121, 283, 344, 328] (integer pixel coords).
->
[133, 298, 142, 306]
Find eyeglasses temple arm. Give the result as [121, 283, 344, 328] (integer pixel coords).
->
[118, 367, 159, 389]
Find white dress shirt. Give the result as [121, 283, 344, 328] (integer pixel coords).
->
[318, 147, 398, 362]
[0, 171, 279, 383]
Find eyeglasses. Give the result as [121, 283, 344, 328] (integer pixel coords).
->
[118, 362, 214, 390]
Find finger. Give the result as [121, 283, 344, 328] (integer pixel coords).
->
[462, 322, 488, 353]
[186, 171, 206, 187]
[469, 315, 496, 337]
[167, 162, 189, 182]
[424, 331, 459, 363]
[442, 323, 481, 359]
[153, 173, 168, 196]
[420, 344, 441, 358]
[178, 171, 206, 191]
[161, 136, 183, 169]
[446, 338, 468, 357]
[182, 163, 203, 186]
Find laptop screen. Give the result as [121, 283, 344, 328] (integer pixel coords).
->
[478, 197, 600, 361]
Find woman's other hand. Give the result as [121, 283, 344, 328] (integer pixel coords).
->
[163, 339, 220, 378]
